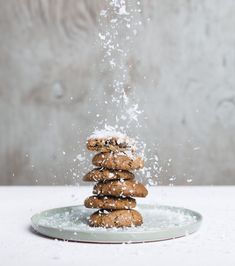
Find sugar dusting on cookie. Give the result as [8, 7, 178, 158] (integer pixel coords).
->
[88, 124, 139, 152]
[88, 125, 128, 141]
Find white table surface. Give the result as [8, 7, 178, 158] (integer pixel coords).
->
[0, 186, 235, 266]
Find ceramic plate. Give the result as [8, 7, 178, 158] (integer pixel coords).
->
[31, 204, 202, 243]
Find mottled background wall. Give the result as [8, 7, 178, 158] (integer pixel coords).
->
[0, 0, 235, 185]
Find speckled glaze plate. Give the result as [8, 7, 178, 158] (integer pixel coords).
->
[31, 204, 202, 243]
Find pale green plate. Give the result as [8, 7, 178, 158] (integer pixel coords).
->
[31, 204, 202, 243]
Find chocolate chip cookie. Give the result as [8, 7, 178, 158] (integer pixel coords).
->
[83, 168, 134, 182]
[92, 152, 144, 171]
[84, 195, 136, 210]
[88, 209, 143, 228]
[93, 180, 148, 198]
[87, 135, 135, 153]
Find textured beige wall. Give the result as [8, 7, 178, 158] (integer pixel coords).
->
[0, 0, 235, 185]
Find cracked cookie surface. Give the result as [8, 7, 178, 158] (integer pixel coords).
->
[84, 195, 136, 210]
[88, 209, 143, 228]
[93, 179, 148, 198]
[92, 152, 144, 171]
[83, 168, 134, 182]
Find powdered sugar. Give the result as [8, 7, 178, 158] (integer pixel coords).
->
[112, 0, 130, 15]
[88, 125, 128, 141]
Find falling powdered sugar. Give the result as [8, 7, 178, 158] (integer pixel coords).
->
[96, 0, 145, 129]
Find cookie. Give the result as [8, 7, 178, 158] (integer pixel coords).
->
[88, 209, 143, 228]
[93, 179, 148, 198]
[92, 152, 144, 171]
[87, 131, 135, 152]
[84, 195, 136, 210]
[83, 168, 134, 182]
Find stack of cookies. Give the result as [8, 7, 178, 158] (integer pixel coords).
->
[83, 130, 148, 228]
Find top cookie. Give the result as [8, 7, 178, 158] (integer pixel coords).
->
[86, 129, 135, 152]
